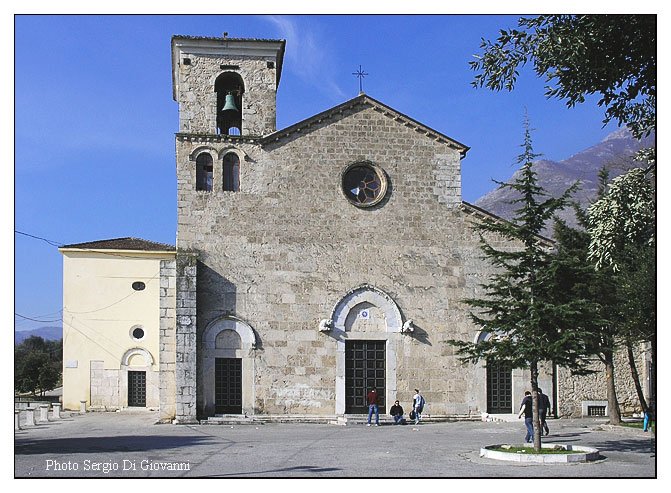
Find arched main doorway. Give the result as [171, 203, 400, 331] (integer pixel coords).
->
[329, 285, 404, 415]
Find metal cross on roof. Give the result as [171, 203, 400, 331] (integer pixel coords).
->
[352, 65, 368, 94]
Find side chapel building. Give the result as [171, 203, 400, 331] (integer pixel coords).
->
[59, 35, 648, 422]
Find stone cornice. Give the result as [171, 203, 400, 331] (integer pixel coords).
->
[460, 201, 555, 247]
[171, 35, 286, 99]
[176, 133, 264, 145]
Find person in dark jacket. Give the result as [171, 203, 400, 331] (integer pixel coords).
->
[367, 388, 380, 426]
[538, 388, 551, 436]
[517, 391, 534, 443]
[389, 400, 405, 424]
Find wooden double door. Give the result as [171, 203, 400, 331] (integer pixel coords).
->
[487, 361, 512, 413]
[345, 340, 386, 414]
[215, 357, 242, 414]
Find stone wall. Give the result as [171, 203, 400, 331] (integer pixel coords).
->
[174, 253, 198, 423]
[90, 361, 119, 410]
[557, 345, 650, 417]
[159, 259, 177, 421]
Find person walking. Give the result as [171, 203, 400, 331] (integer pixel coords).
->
[643, 403, 654, 432]
[389, 400, 405, 424]
[367, 388, 380, 426]
[517, 391, 534, 443]
[412, 389, 424, 425]
[538, 388, 551, 436]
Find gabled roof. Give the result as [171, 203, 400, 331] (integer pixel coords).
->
[59, 237, 176, 252]
[260, 93, 470, 157]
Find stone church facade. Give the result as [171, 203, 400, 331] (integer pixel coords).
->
[165, 34, 556, 423]
[60, 34, 650, 423]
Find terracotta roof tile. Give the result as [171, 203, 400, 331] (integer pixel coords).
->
[60, 237, 176, 251]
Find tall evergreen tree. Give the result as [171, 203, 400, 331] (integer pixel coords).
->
[549, 211, 622, 424]
[448, 118, 589, 451]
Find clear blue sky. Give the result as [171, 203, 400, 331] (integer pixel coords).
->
[14, 14, 622, 331]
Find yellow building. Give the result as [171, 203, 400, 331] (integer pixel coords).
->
[59, 238, 176, 411]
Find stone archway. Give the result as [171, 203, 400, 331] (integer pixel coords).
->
[201, 316, 257, 416]
[329, 285, 404, 415]
[119, 347, 158, 409]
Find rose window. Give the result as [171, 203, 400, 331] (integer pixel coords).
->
[342, 163, 388, 207]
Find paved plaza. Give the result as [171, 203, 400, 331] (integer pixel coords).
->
[14, 411, 655, 478]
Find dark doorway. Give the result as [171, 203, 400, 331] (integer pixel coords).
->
[128, 371, 146, 407]
[215, 357, 242, 414]
[345, 340, 385, 413]
[487, 361, 512, 413]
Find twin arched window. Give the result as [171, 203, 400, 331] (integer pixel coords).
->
[196, 152, 240, 192]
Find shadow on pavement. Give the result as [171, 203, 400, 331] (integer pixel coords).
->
[15, 435, 213, 455]
[540, 432, 589, 440]
[589, 437, 656, 455]
[214, 465, 343, 477]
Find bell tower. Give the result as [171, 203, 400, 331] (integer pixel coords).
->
[171, 35, 285, 136]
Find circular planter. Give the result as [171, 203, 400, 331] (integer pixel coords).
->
[480, 443, 600, 463]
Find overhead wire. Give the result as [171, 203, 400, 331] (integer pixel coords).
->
[15, 313, 63, 323]
[16, 228, 175, 321]
[15, 229, 176, 260]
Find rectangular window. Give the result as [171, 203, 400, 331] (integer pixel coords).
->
[587, 405, 606, 416]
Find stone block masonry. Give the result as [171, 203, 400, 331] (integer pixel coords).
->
[174, 252, 198, 423]
[159, 259, 177, 422]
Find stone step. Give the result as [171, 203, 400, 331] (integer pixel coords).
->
[486, 413, 519, 423]
[199, 414, 467, 425]
[201, 415, 263, 425]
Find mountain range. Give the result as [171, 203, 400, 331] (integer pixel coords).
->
[15, 326, 62, 344]
[474, 127, 655, 238]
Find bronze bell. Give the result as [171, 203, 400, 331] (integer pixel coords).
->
[221, 93, 239, 116]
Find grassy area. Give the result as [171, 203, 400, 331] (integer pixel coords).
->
[488, 446, 583, 455]
[616, 420, 655, 433]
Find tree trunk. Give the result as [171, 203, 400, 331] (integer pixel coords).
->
[530, 361, 542, 452]
[626, 341, 648, 414]
[650, 337, 656, 417]
[604, 349, 621, 425]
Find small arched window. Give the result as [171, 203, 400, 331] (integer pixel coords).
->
[223, 153, 240, 191]
[196, 153, 213, 191]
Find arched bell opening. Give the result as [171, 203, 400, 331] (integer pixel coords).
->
[215, 72, 244, 135]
